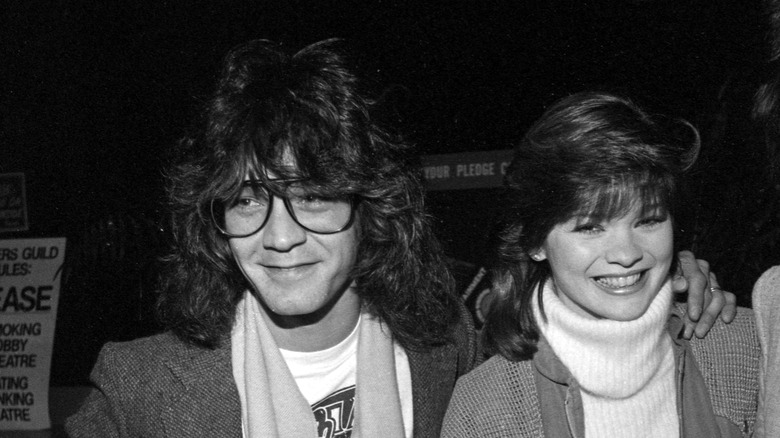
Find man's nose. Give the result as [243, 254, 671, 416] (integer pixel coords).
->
[261, 197, 307, 251]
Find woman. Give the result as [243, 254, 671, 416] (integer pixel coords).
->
[442, 92, 759, 437]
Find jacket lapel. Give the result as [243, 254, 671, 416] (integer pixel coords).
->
[161, 338, 243, 437]
[408, 343, 458, 437]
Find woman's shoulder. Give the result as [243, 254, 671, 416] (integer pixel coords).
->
[451, 354, 537, 411]
[443, 355, 543, 438]
[673, 301, 757, 350]
[462, 354, 532, 379]
[683, 305, 760, 431]
[686, 305, 759, 359]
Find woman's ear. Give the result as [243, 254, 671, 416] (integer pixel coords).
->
[529, 249, 547, 261]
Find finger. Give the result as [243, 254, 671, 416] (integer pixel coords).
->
[671, 275, 687, 293]
[706, 271, 736, 323]
[692, 258, 713, 317]
[708, 271, 719, 289]
[677, 251, 708, 321]
[701, 270, 715, 310]
[720, 289, 737, 323]
[694, 286, 725, 338]
[682, 316, 695, 340]
[696, 258, 711, 278]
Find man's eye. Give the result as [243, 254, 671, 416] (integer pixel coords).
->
[292, 194, 329, 207]
[301, 194, 322, 203]
[232, 193, 269, 210]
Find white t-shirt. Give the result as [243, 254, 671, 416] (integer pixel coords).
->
[281, 317, 414, 438]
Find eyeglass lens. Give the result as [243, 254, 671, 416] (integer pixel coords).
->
[213, 183, 352, 236]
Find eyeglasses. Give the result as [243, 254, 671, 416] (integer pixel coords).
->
[211, 179, 355, 237]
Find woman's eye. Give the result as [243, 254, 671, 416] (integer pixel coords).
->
[638, 215, 668, 227]
[573, 223, 603, 234]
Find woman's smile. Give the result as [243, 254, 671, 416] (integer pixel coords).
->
[540, 205, 674, 321]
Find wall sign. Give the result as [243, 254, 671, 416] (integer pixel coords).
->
[0, 173, 29, 233]
[421, 149, 513, 191]
[0, 238, 66, 431]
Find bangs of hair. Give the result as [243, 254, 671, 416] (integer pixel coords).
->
[207, 109, 349, 198]
[212, 135, 354, 205]
[239, 107, 368, 198]
[570, 171, 674, 222]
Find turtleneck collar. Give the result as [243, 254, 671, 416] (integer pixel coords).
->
[533, 278, 673, 398]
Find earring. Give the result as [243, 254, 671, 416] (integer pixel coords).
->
[530, 253, 542, 261]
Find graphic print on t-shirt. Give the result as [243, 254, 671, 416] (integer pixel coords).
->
[312, 385, 355, 438]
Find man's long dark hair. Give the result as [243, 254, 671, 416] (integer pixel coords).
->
[157, 39, 459, 350]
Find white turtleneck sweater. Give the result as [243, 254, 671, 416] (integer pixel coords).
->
[533, 279, 679, 438]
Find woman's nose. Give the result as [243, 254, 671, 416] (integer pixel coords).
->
[604, 230, 643, 267]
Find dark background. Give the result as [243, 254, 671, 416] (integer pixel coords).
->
[3, 1, 779, 385]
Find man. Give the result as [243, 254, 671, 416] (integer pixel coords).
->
[66, 38, 733, 438]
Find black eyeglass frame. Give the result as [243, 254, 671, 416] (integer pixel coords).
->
[210, 179, 357, 238]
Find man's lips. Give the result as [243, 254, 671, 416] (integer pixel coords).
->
[259, 261, 318, 277]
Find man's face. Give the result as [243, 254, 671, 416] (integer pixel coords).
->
[228, 178, 360, 319]
[539, 203, 673, 321]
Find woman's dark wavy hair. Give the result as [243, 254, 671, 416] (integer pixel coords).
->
[157, 38, 458, 350]
[482, 92, 700, 362]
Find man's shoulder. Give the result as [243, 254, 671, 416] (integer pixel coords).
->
[94, 331, 226, 378]
[407, 298, 480, 368]
[100, 331, 191, 358]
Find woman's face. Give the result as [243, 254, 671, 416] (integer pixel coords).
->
[537, 202, 674, 320]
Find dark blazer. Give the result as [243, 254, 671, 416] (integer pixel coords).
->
[65, 308, 479, 438]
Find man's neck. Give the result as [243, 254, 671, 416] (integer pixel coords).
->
[262, 288, 362, 352]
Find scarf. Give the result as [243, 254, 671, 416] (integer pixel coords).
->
[231, 291, 406, 438]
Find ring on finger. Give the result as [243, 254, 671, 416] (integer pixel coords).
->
[709, 286, 723, 294]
